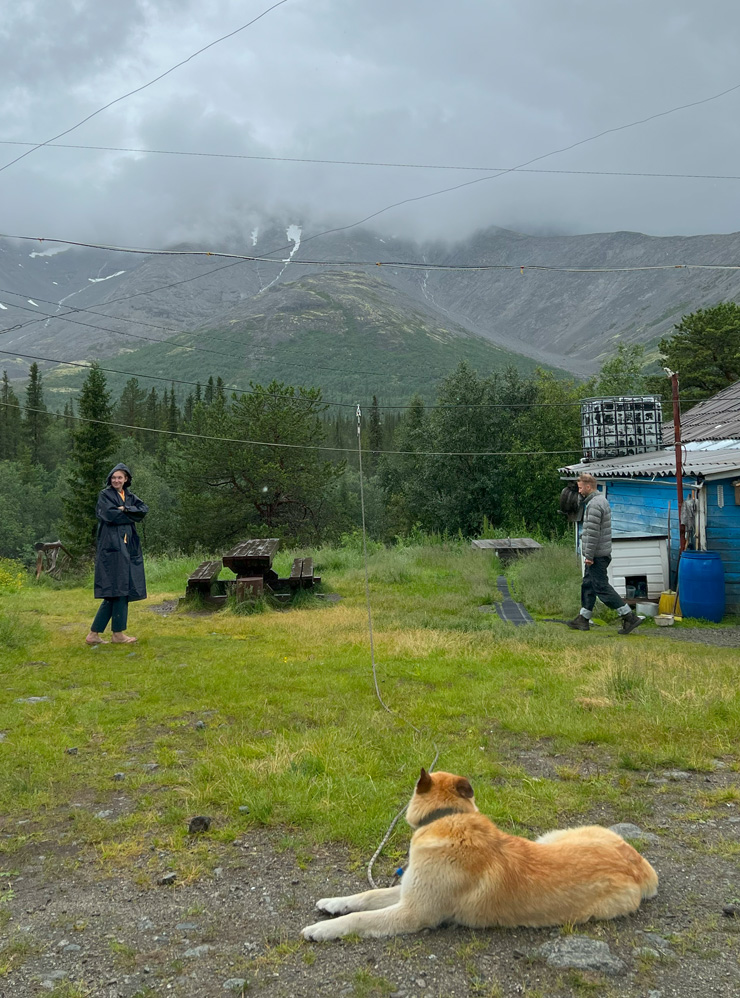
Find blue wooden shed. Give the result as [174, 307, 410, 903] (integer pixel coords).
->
[561, 382, 740, 613]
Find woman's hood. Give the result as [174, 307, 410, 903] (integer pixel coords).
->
[106, 463, 133, 487]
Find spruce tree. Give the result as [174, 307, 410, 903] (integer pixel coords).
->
[204, 376, 215, 405]
[63, 398, 76, 430]
[22, 362, 50, 464]
[168, 385, 178, 433]
[63, 363, 118, 554]
[143, 388, 158, 453]
[367, 395, 382, 474]
[116, 377, 147, 433]
[0, 370, 22, 460]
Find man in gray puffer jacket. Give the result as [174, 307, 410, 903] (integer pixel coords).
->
[568, 473, 642, 634]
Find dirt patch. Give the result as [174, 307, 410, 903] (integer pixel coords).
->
[146, 601, 179, 617]
[2, 758, 739, 997]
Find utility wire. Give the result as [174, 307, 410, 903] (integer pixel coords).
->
[0, 0, 290, 175]
[250, 79, 740, 251]
[6, 83, 736, 382]
[0, 400, 583, 457]
[0, 288, 461, 385]
[0, 345, 360, 410]
[1, 346, 685, 413]
[5, 76, 740, 320]
[4, 138, 740, 184]
[5, 234, 740, 273]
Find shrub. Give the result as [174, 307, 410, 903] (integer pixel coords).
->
[0, 557, 25, 592]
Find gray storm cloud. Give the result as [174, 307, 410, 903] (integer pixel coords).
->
[1, 0, 740, 246]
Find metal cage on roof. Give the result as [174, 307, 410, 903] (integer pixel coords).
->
[581, 396, 663, 461]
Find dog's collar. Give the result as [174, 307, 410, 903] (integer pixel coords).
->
[415, 807, 461, 828]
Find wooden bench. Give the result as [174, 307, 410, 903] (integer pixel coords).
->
[186, 560, 222, 596]
[471, 538, 542, 562]
[288, 557, 321, 588]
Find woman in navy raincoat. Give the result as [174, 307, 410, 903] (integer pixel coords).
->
[85, 463, 149, 645]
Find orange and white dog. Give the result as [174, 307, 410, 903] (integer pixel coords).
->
[302, 768, 658, 940]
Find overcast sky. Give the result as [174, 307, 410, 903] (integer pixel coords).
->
[2, 0, 740, 247]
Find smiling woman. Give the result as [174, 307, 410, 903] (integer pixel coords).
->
[86, 462, 149, 646]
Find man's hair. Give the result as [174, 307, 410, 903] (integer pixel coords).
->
[577, 473, 597, 486]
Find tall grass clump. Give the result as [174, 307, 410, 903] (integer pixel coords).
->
[508, 544, 582, 616]
[143, 551, 218, 591]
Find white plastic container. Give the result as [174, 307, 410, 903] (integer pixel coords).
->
[654, 613, 674, 627]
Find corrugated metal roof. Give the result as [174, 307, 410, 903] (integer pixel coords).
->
[663, 379, 740, 444]
[560, 439, 740, 479]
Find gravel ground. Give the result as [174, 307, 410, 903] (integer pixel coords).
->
[2, 759, 739, 997]
[641, 626, 740, 648]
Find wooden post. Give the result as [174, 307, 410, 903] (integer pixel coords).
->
[669, 371, 687, 553]
[235, 576, 263, 601]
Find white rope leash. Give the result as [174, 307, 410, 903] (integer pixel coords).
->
[354, 403, 440, 887]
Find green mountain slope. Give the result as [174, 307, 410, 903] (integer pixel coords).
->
[46, 270, 564, 405]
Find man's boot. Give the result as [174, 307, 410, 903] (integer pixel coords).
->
[618, 610, 643, 635]
[566, 614, 590, 631]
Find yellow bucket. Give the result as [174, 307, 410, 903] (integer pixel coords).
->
[659, 590, 681, 616]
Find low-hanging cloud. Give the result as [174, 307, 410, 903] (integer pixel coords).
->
[2, 0, 740, 249]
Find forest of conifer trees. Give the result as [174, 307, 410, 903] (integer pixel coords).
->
[3, 337, 696, 565]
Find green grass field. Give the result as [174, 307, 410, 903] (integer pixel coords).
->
[1, 542, 738, 883]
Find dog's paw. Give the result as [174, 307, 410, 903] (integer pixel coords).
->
[302, 919, 346, 942]
[315, 896, 353, 916]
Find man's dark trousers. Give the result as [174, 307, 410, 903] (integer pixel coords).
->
[581, 555, 626, 612]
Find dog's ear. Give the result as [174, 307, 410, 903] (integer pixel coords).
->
[455, 777, 474, 799]
[416, 768, 433, 794]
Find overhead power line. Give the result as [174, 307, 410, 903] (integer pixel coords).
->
[0, 288, 465, 385]
[0, 346, 686, 414]
[0, 0, 290, 175]
[0, 345, 361, 409]
[0, 301, 487, 400]
[0, 345, 565, 411]
[3, 138, 740, 184]
[4, 76, 740, 322]
[0, 400, 584, 457]
[4, 234, 740, 273]
[261, 79, 740, 248]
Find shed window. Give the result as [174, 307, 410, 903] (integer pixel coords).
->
[717, 484, 724, 509]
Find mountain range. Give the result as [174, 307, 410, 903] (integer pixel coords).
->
[2, 223, 739, 405]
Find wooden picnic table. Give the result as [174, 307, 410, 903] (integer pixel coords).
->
[222, 538, 280, 577]
[184, 538, 320, 604]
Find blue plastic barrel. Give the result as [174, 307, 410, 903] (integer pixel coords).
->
[678, 550, 725, 622]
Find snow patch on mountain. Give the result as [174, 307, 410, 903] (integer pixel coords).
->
[28, 247, 67, 259]
[88, 271, 126, 283]
[258, 225, 302, 294]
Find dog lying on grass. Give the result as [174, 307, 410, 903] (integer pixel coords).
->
[302, 768, 658, 940]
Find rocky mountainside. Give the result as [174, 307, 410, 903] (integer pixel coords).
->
[2, 223, 740, 396]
